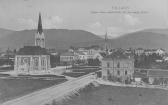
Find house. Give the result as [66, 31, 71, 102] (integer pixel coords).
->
[74, 51, 87, 61]
[155, 48, 166, 56]
[134, 48, 144, 56]
[101, 51, 134, 83]
[147, 70, 168, 85]
[14, 13, 50, 74]
[93, 52, 106, 61]
[144, 49, 156, 56]
[60, 52, 75, 65]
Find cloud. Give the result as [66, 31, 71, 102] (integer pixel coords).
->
[107, 27, 125, 38]
[124, 14, 141, 26]
[17, 16, 63, 29]
[43, 16, 63, 29]
[17, 18, 36, 29]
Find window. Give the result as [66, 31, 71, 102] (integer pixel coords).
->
[117, 62, 120, 68]
[117, 70, 120, 75]
[125, 70, 127, 75]
[107, 62, 110, 68]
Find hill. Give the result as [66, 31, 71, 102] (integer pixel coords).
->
[0, 28, 168, 51]
[0, 29, 102, 50]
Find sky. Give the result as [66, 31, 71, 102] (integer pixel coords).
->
[0, 0, 167, 37]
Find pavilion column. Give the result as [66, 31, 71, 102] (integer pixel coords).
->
[38, 56, 41, 71]
[30, 56, 33, 73]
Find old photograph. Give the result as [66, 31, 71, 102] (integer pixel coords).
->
[0, 0, 168, 105]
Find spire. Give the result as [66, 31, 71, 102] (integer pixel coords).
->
[37, 12, 43, 34]
[105, 30, 108, 54]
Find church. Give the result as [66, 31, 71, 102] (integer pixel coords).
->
[14, 13, 51, 74]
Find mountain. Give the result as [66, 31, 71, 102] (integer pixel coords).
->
[0, 29, 102, 50]
[0, 28, 168, 51]
[71, 28, 168, 51]
[0, 28, 14, 38]
[109, 30, 168, 50]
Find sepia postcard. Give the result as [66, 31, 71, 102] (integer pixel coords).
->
[0, 0, 167, 105]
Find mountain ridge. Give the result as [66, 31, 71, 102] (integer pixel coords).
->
[0, 28, 167, 51]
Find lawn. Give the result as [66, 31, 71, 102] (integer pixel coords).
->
[60, 85, 168, 105]
[0, 78, 67, 103]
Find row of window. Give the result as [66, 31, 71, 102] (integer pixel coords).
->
[107, 70, 128, 76]
[106, 62, 132, 68]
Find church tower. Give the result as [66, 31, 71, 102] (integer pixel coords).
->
[104, 31, 108, 54]
[35, 13, 45, 48]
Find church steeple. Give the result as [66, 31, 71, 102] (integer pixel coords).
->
[35, 12, 45, 48]
[37, 13, 43, 34]
[104, 30, 108, 54]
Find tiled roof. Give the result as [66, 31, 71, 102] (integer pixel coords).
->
[17, 46, 48, 55]
[103, 50, 134, 60]
[60, 52, 74, 56]
[75, 51, 85, 55]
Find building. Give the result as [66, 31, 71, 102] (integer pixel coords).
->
[93, 52, 106, 61]
[144, 49, 156, 56]
[101, 51, 134, 83]
[74, 51, 87, 61]
[60, 52, 75, 65]
[134, 48, 144, 56]
[35, 13, 45, 48]
[14, 13, 50, 74]
[147, 70, 168, 85]
[14, 46, 50, 74]
[155, 48, 165, 56]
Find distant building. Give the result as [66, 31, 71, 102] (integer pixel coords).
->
[155, 48, 165, 56]
[144, 49, 156, 56]
[147, 70, 168, 85]
[93, 52, 106, 61]
[14, 13, 50, 74]
[60, 52, 75, 65]
[134, 48, 144, 56]
[74, 51, 87, 61]
[101, 51, 134, 83]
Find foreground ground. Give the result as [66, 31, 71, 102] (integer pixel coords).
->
[0, 78, 67, 103]
[60, 85, 168, 105]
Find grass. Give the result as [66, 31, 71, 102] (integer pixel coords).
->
[0, 78, 67, 103]
[60, 85, 168, 105]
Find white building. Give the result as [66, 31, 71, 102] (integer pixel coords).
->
[101, 51, 134, 83]
[14, 13, 50, 74]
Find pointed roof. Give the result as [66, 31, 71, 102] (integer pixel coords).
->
[104, 30, 108, 54]
[37, 13, 43, 34]
[105, 31, 108, 42]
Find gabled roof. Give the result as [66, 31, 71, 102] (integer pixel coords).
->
[103, 50, 134, 60]
[74, 51, 85, 55]
[17, 46, 48, 55]
[99, 52, 107, 58]
[60, 52, 74, 56]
